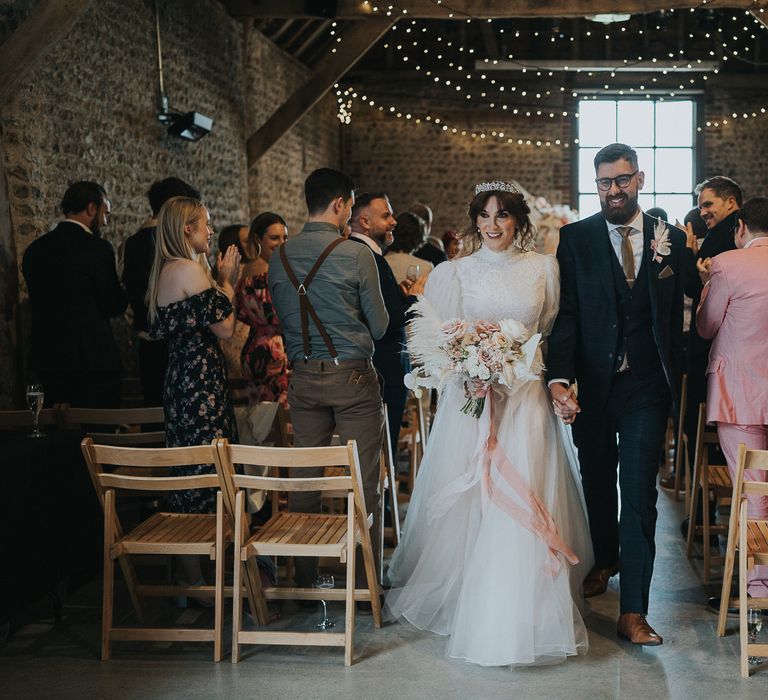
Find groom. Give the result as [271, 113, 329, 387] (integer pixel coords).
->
[547, 143, 685, 645]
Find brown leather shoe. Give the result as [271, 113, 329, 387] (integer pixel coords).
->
[583, 563, 620, 598]
[617, 613, 663, 646]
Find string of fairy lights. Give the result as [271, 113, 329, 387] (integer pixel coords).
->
[331, 5, 768, 148]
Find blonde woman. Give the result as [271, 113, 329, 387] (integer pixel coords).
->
[148, 195, 240, 516]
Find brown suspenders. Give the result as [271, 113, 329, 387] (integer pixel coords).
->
[279, 237, 346, 364]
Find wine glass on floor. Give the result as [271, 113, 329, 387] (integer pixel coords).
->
[314, 574, 335, 630]
[748, 608, 764, 665]
[26, 383, 45, 438]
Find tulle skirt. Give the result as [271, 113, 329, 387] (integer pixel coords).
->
[385, 379, 594, 667]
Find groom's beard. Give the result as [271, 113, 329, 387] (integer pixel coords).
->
[601, 191, 639, 224]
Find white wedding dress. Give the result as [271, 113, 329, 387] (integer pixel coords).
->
[385, 245, 594, 667]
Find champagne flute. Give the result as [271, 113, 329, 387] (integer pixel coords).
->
[748, 608, 764, 665]
[314, 574, 335, 630]
[26, 383, 45, 438]
[405, 264, 421, 283]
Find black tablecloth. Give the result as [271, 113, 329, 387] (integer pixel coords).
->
[0, 429, 102, 624]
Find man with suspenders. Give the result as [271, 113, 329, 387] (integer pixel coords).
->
[269, 168, 390, 592]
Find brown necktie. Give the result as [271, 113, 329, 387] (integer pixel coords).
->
[618, 226, 635, 288]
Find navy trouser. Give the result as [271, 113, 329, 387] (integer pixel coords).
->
[572, 369, 670, 614]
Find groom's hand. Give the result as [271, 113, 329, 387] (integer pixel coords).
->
[549, 382, 580, 424]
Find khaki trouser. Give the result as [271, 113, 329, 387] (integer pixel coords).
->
[288, 358, 384, 587]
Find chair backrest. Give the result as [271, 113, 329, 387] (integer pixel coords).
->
[0, 408, 59, 430]
[213, 438, 369, 533]
[64, 406, 165, 446]
[738, 445, 768, 500]
[81, 437, 218, 509]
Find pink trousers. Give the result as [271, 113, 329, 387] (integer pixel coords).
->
[717, 423, 768, 597]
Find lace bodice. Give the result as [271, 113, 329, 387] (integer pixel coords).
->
[424, 246, 560, 336]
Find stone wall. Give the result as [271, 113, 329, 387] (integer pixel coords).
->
[342, 105, 571, 235]
[0, 0, 340, 407]
[701, 84, 768, 200]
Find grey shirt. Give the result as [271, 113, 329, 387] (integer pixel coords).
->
[268, 221, 389, 361]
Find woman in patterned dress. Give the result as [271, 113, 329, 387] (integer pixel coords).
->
[236, 212, 289, 406]
[147, 196, 241, 588]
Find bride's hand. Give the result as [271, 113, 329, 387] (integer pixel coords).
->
[549, 382, 580, 424]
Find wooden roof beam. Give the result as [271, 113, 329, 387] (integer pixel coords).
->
[222, 0, 768, 20]
[246, 16, 395, 164]
[0, 0, 92, 106]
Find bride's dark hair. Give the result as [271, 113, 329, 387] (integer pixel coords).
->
[462, 190, 535, 256]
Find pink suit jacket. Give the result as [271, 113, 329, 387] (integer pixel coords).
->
[697, 237, 768, 425]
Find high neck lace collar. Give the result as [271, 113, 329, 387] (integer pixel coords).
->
[472, 244, 527, 263]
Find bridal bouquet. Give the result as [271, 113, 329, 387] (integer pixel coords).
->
[404, 299, 543, 418]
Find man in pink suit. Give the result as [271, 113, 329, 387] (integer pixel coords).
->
[697, 196, 768, 597]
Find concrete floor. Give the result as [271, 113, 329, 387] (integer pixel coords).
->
[2, 489, 768, 700]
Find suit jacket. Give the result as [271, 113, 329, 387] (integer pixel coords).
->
[684, 210, 738, 382]
[414, 240, 448, 267]
[121, 224, 155, 334]
[22, 220, 127, 373]
[547, 212, 686, 414]
[697, 237, 768, 425]
[349, 236, 413, 386]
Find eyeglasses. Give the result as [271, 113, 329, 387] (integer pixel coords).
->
[595, 171, 639, 191]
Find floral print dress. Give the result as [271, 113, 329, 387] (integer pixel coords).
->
[151, 286, 238, 513]
[236, 272, 290, 407]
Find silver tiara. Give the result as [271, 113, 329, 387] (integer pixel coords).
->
[474, 181, 520, 195]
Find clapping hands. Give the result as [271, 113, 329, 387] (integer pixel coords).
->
[217, 244, 241, 288]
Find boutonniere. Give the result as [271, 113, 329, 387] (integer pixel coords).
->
[650, 221, 671, 263]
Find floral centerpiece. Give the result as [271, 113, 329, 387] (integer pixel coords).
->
[404, 300, 543, 418]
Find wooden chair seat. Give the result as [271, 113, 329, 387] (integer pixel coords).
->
[117, 512, 229, 556]
[710, 466, 732, 492]
[715, 445, 768, 677]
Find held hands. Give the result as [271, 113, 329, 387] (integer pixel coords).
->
[217, 244, 241, 289]
[697, 256, 712, 285]
[549, 382, 580, 425]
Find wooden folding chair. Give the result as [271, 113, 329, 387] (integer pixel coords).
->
[686, 403, 732, 582]
[715, 444, 768, 677]
[0, 408, 59, 430]
[63, 406, 165, 446]
[396, 395, 424, 498]
[672, 374, 689, 503]
[381, 406, 401, 548]
[213, 438, 382, 666]
[81, 438, 229, 661]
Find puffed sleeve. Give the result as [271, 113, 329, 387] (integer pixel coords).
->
[538, 254, 561, 337]
[423, 260, 462, 322]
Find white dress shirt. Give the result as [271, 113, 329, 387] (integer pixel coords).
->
[349, 231, 382, 255]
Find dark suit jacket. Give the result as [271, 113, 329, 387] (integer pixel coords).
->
[546, 212, 685, 414]
[121, 225, 155, 334]
[22, 220, 127, 373]
[683, 210, 738, 383]
[349, 236, 413, 386]
[414, 241, 447, 267]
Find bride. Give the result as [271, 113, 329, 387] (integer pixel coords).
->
[385, 182, 594, 667]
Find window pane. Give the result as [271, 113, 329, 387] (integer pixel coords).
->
[618, 101, 654, 147]
[655, 149, 693, 192]
[654, 194, 695, 225]
[636, 147, 655, 191]
[656, 101, 693, 147]
[578, 148, 601, 193]
[639, 193, 655, 212]
[578, 194, 601, 219]
[578, 100, 616, 146]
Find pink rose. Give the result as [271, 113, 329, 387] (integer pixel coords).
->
[439, 318, 467, 344]
[474, 320, 501, 337]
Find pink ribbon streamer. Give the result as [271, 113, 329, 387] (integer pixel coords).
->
[428, 386, 579, 578]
